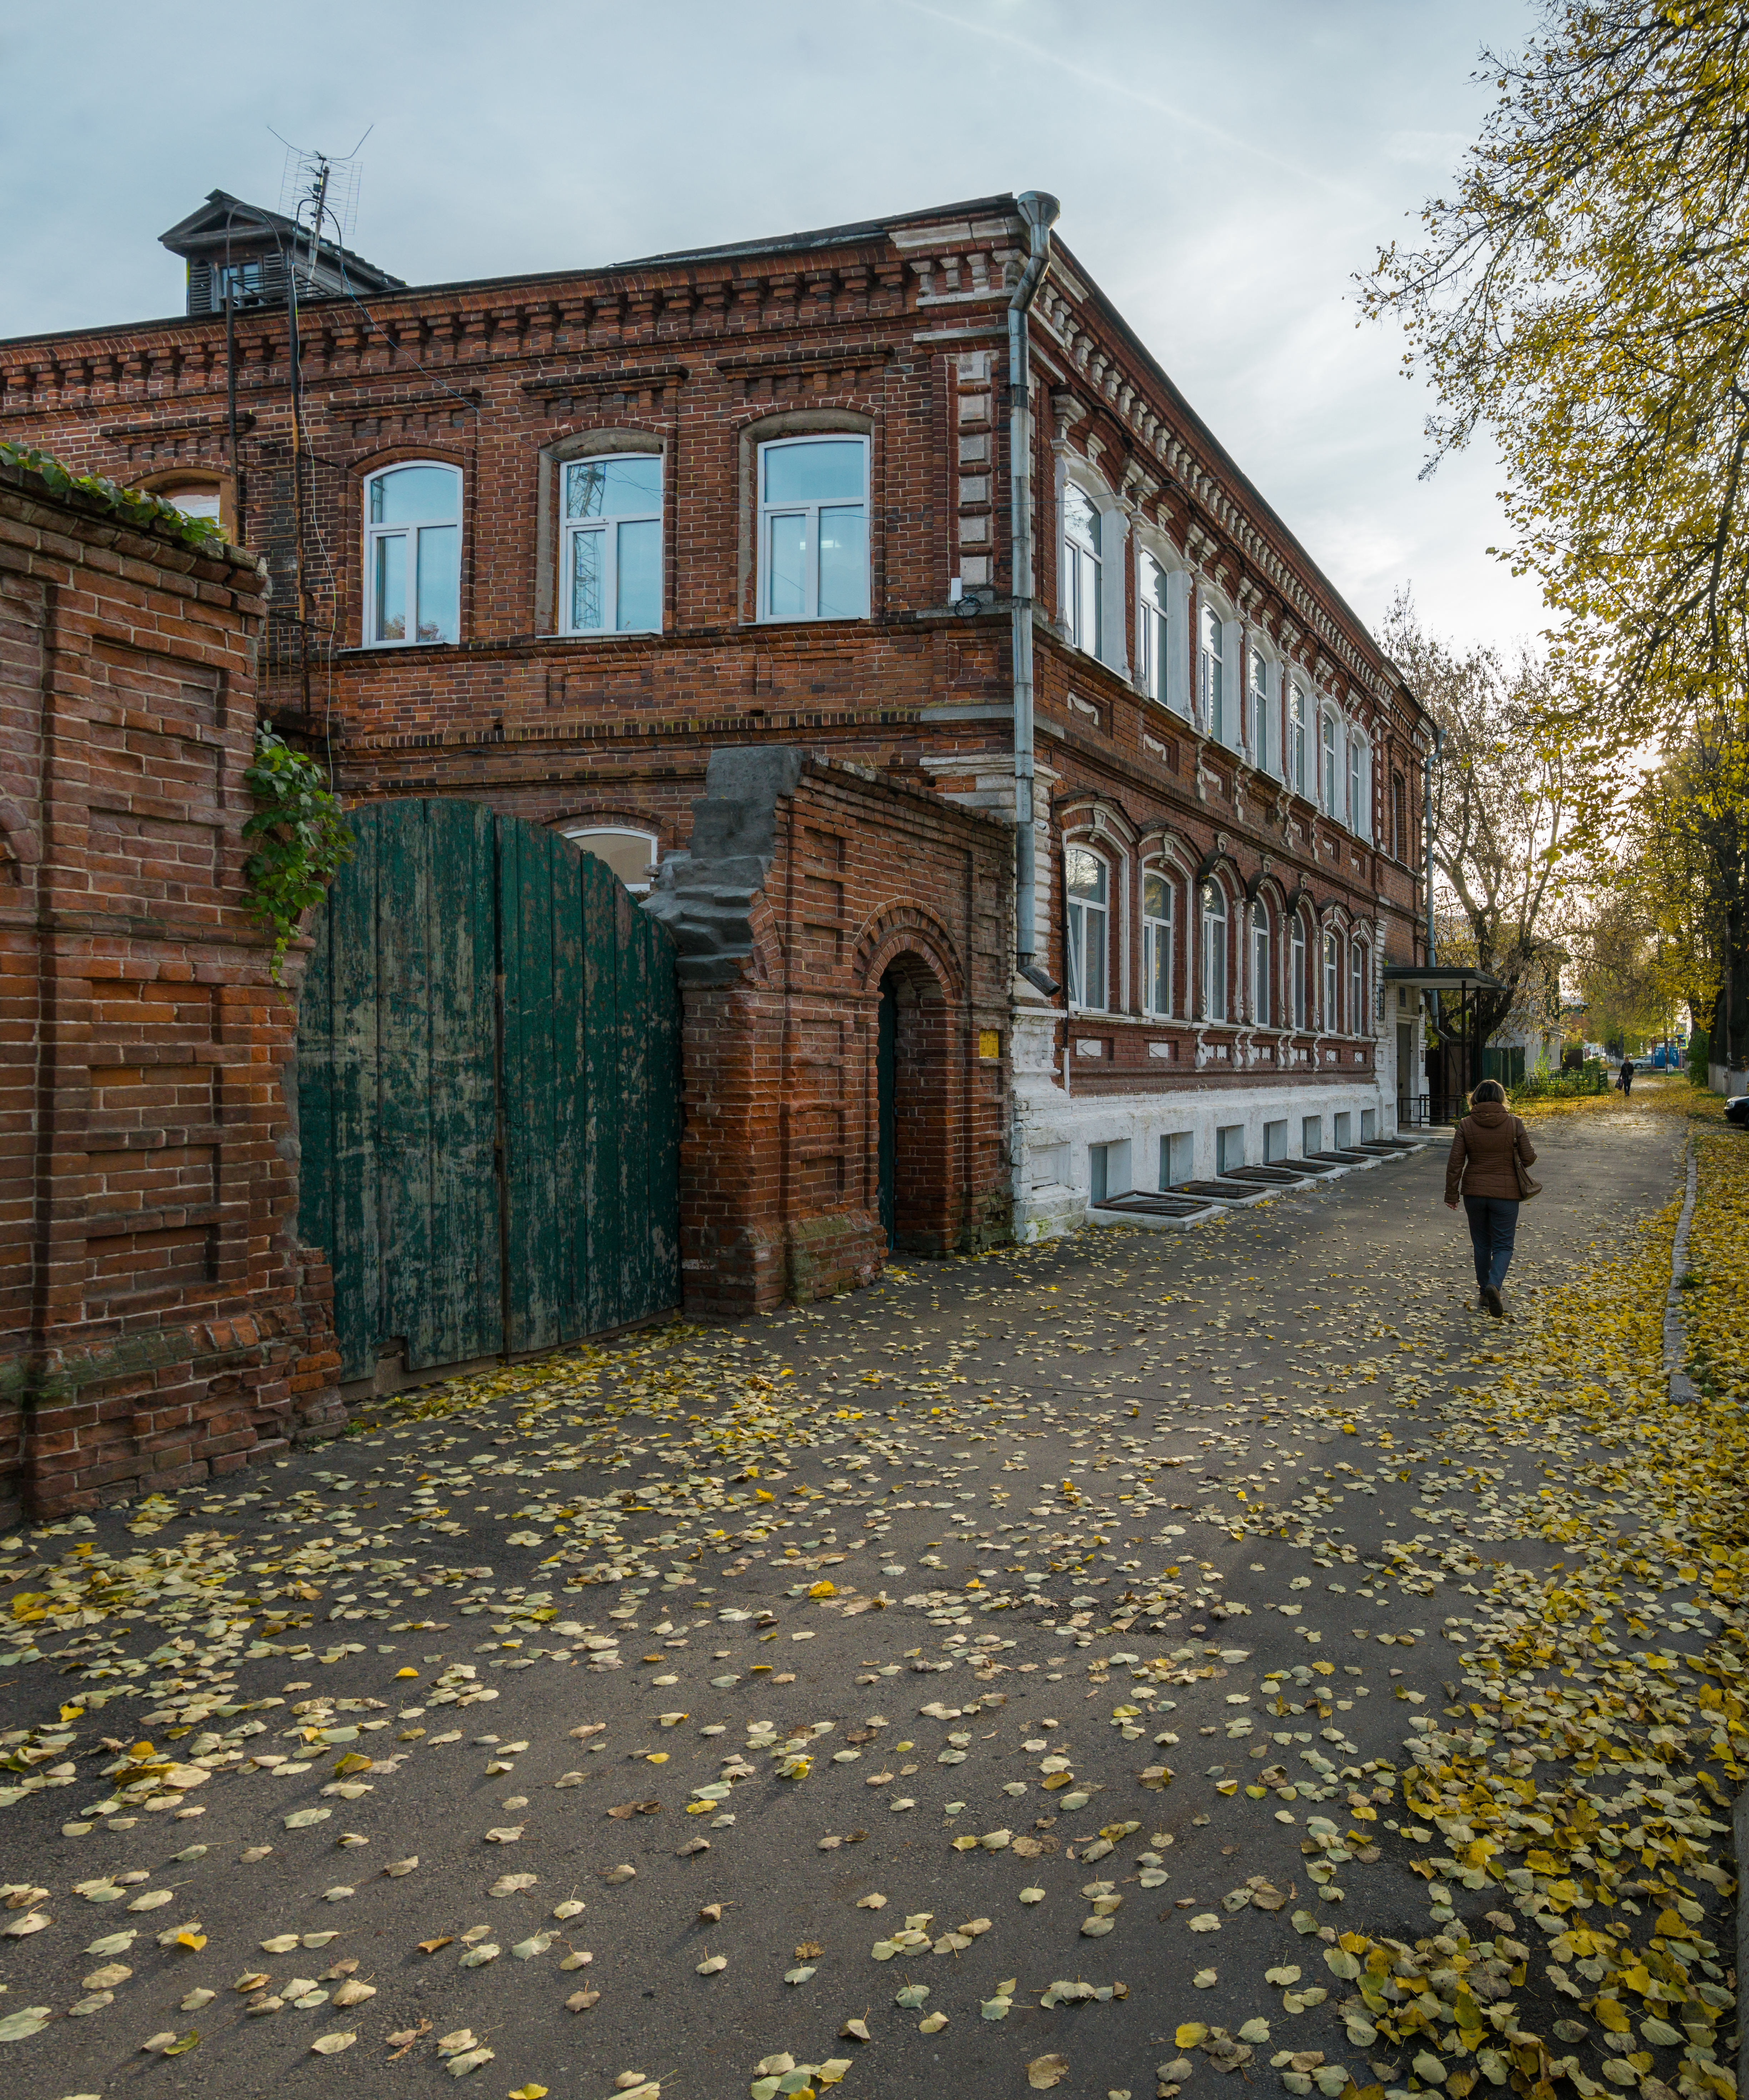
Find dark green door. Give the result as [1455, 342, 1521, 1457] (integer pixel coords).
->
[876, 974, 897, 1249]
[297, 799, 681, 1384]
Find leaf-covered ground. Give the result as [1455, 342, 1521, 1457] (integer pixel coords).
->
[0, 1079, 1740, 2100]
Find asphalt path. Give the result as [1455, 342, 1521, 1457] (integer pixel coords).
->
[0, 1092, 1704, 2100]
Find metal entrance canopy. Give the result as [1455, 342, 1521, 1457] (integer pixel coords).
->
[1382, 964, 1507, 993]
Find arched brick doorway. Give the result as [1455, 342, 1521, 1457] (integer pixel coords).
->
[875, 952, 954, 1256]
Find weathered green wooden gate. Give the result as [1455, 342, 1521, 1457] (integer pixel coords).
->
[296, 799, 680, 1385]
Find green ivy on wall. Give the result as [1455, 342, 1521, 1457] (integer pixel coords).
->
[0, 439, 230, 553]
[242, 727, 354, 982]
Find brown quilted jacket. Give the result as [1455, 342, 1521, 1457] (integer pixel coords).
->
[1444, 1102, 1537, 1202]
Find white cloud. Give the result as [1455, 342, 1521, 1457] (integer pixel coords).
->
[0, 0, 1540, 651]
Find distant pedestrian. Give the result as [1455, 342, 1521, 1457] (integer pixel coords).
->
[1618, 1057, 1635, 1096]
[1443, 1078, 1538, 1319]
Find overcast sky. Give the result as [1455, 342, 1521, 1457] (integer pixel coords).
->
[3, 0, 1544, 653]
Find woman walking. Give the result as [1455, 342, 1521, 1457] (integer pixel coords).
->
[1443, 1078, 1538, 1319]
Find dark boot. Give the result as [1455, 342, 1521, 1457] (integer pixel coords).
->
[1483, 1287, 1505, 1319]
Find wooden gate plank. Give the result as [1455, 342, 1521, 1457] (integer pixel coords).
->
[376, 800, 435, 1372]
[645, 907, 682, 1311]
[549, 830, 589, 1345]
[300, 798, 678, 1390]
[501, 815, 562, 1357]
[420, 800, 500, 1370]
[326, 801, 381, 1383]
[581, 852, 622, 1336]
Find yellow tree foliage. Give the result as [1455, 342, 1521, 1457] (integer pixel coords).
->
[1361, 1, 1749, 726]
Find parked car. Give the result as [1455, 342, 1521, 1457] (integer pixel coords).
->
[1725, 1096, 1749, 1129]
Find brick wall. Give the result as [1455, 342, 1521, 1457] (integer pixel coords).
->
[0, 460, 341, 1524]
[679, 760, 1011, 1315]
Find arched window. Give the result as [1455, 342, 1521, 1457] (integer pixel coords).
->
[1200, 605, 1226, 743]
[1062, 485, 1103, 656]
[1290, 912, 1307, 1029]
[1251, 900, 1271, 1027]
[1288, 683, 1308, 793]
[561, 825, 659, 895]
[1064, 844, 1110, 1011]
[1350, 941, 1368, 1033]
[160, 478, 222, 522]
[1137, 550, 1172, 704]
[1200, 880, 1228, 1022]
[563, 453, 662, 633]
[1249, 648, 1274, 773]
[1320, 712, 1340, 812]
[1392, 771, 1407, 860]
[758, 435, 869, 621]
[1323, 928, 1342, 1029]
[1142, 869, 1174, 1017]
[365, 461, 461, 645]
[1348, 737, 1368, 836]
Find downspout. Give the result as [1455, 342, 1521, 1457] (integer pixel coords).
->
[1009, 189, 1060, 987]
[1424, 721, 1440, 967]
[1424, 719, 1442, 1094]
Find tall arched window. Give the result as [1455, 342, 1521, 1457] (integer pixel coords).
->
[1251, 901, 1271, 1027]
[1062, 485, 1103, 655]
[563, 453, 662, 633]
[1392, 771, 1407, 861]
[1288, 683, 1308, 793]
[1323, 929, 1342, 1029]
[1200, 606, 1226, 743]
[1064, 844, 1110, 1011]
[758, 435, 870, 621]
[1142, 869, 1174, 1016]
[1137, 550, 1171, 703]
[1320, 712, 1340, 812]
[1200, 880, 1228, 1022]
[1249, 649, 1274, 773]
[365, 462, 461, 645]
[1348, 737, 1368, 836]
[1350, 941, 1368, 1033]
[1290, 912, 1308, 1029]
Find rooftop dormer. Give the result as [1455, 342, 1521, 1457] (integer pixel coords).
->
[159, 189, 405, 316]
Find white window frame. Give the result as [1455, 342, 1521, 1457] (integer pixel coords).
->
[1062, 482, 1104, 658]
[560, 825, 660, 896]
[1320, 709, 1341, 814]
[1323, 928, 1342, 1030]
[1350, 941, 1368, 1035]
[756, 433, 870, 623]
[560, 451, 664, 636]
[1064, 843, 1111, 1013]
[1137, 548, 1173, 706]
[1291, 912, 1307, 1029]
[1249, 646, 1277, 774]
[364, 459, 462, 648]
[1199, 879, 1229, 1022]
[1250, 899, 1271, 1027]
[1142, 866, 1174, 1017]
[1199, 603, 1227, 745]
[1348, 735, 1369, 838]
[1288, 682, 1309, 794]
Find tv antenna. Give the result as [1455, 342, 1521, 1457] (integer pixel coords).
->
[272, 125, 372, 283]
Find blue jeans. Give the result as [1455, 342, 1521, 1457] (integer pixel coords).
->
[1463, 1195, 1519, 1293]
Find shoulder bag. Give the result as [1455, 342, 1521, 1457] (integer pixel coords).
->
[1512, 1116, 1542, 1201]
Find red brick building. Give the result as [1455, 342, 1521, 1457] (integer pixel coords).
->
[0, 453, 341, 1524]
[1, 185, 1433, 1290]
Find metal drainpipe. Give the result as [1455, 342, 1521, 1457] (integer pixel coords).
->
[1424, 721, 1441, 966]
[1424, 719, 1442, 1090]
[1009, 190, 1060, 976]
